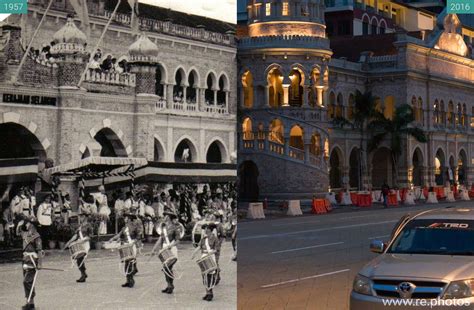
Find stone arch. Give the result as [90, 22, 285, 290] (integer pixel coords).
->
[218, 72, 231, 92]
[269, 119, 284, 144]
[153, 135, 166, 162]
[288, 66, 304, 107]
[458, 148, 468, 185]
[349, 146, 360, 189]
[205, 70, 218, 90]
[379, 19, 387, 29]
[187, 68, 200, 103]
[242, 70, 254, 108]
[347, 93, 355, 120]
[205, 71, 218, 104]
[329, 146, 343, 189]
[336, 92, 344, 118]
[187, 67, 201, 87]
[371, 147, 393, 188]
[155, 61, 169, 84]
[362, 13, 370, 24]
[205, 138, 228, 163]
[155, 63, 167, 97]
[328, 91, 336, 119]
[173, 67, 187, 101]
[238, 160, 259, 201]
[289, 63, 306, 85]
[310, 131, 321, 156]
[412, 147, 424, 186]
[174, 136, 199, 163]
[289, 125, 304, 150]
[267, 65, 284, 108]
[93, 128, 128, 157]
[242, 117, 253, 140]
[82, 120, 131, 158]
[435, 147, 446, 186]
[217, 74, 229, 105]
[0, 121, 48, 162]
[0, 112, 51, 161]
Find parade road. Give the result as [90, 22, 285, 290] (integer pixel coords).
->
[237, 202, 472, 310]
[0, 242, 236, 310]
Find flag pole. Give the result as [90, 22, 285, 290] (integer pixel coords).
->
[77, 0, 122, 88]
[13, 0, 55, 84]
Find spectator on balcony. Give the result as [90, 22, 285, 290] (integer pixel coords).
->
[101, 55, 113, 72]
[89, 54, 101, 72]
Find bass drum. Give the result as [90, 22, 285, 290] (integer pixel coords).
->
[192, 221, 211, 248]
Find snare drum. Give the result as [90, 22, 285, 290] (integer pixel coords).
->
[158, 247, 177, 265]
[69, 237, 90, 259]
[118, 242, 137, 262]
[196, 254, 217, 275]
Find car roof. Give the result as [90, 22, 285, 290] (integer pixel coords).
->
[411, 206, 474, 221]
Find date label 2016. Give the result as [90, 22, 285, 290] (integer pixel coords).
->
[448, 0, 474, 14]
[0, 0, 28, 14]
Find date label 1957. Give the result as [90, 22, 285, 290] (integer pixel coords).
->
[0, 0, 28, 14]
[448, 0, 474, 14]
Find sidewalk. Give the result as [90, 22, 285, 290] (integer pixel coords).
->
[238, 199, 474, 222]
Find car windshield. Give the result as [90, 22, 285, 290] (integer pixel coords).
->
[388, 219, 474, 255]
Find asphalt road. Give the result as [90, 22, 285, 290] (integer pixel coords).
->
[0, 241, 236, 310]
[237, 202, 473, 310]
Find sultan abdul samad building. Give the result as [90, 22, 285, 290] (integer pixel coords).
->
[0, 0, 237, 207]
[238, 0, 474, 200]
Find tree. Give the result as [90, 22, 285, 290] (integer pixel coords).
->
[368, 104, 427, 187]
[332, 90, 380, 190]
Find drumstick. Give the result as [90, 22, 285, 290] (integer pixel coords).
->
[27, 270, 39, 303]
[39, 267, 65, 272]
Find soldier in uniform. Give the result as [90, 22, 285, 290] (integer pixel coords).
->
[109, 213, 141, 288]
[65, 213, 93, 283]
[17, 216, 43, 310]
[151, 212, 182, 294]
[192, 223, 219, 301]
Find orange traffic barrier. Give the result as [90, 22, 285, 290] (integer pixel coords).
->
[324, 199, 332, 212]
[350, 192, 359, 206]
[388, 193, 398, 206]
[357, 193, 372, 207]
[423, 187, 429, 199]
[312, 198, 328, 214]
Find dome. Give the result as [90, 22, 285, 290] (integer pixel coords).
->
[53, 17, 87, 45]
[128, 33, 158, 61]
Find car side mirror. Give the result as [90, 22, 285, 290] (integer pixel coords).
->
[370, 240, 385, 254]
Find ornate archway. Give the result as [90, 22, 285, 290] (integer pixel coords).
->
[238, 160, 259, 201]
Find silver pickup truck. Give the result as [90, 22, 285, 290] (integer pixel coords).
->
[350, 207, 474, 309]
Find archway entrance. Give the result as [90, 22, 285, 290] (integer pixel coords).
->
[349, 148, 360, 189]
[0, 123, 46, 161]
[238, 160, 259, 201]
[458, 150, 467, 185]
[206, 141, 224, 163]
[329, 149, 342, 189]
[412, 148, 423, 186]
[174, 139, 195, 163]
[371, 147, 393, 188]
[435, 149, 445, 186]
[94, 128, 127, 157]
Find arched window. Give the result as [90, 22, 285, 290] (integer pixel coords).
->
[289, 125, 304, 150]
[187, 70, 198, 104]
[411, 96, 417, 121]
[269, 119, 284, 144]
[310, 133, 321, 156]
[173, 69, 185, 103]
[347, 94, 354, 120]
[328, 92, 336, 119]
[434, 100, 440, 124]
[242, 117, 253, 140]
[384, 96, 395, 120]
[463, 104, 467, 127]
[309, 68, 321, 107]
[257, 122, 265, 140]
[448, 101, 454, 126]
[217, 75, 227, 106]
[205, 73, 216, 105]
[336, 93, 344, 118]
[417, 97, 423, 123]
[155, 65, 166, 98]
[288, 69, 303, 107]
[242, 70, 254, 108]
[440, 100, 446, 125]
[374, 97, 382, 114]
[267, 68, 284, 108]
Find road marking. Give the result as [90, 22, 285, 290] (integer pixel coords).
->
[368, 234, 390, 240]
[240, 220, 398, 241]
[261, 269, 351, 289]
[271, 242, 344, 254]
[272, 220, 321, 227]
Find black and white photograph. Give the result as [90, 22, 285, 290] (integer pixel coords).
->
[0, 0, 237, 309]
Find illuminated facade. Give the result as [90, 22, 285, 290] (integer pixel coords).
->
[238, 0, 474, 200]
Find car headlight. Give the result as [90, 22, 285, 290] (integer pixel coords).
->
[444, 279, 474, 299]
[353, 274, 373, 296]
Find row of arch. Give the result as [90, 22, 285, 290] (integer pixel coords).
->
[242, 117, 325, 156]
[433, 99, 468, 127]
[327, 93, 396, 120]
[0, 122, 229, 165]
[241, 64, 328, 108]
[328, 145, 469, 189]
[154, 64, 230, 105]
[361, 13, 388, 35]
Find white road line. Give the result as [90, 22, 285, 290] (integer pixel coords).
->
[271, 242, 344, 254]
[368, 234, 390, 240]
[240, 220, 398, 241]
[272, 220, 321, 227]
[261, 269, 351, 289]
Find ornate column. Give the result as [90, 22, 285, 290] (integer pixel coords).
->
[166, 83, 174, 108]
[316, 87, 324, 107]
[264, 85, 269, 108]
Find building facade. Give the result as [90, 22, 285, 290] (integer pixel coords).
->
[238, 0, 474, 201]
[0, 0, 237, 207]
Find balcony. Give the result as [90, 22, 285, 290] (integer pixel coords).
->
[154, 99, 230, 117]
[84, 69, 136, 87]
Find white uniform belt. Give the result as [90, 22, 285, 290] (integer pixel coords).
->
[23, 252, 38, 258]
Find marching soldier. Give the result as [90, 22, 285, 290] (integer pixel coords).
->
[151, 212, 181, 294]
[17, 216, 43, 310]
[109, 213, 141, 288]
[192, 223, 219, 302]
[65, 213, 93, 283]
